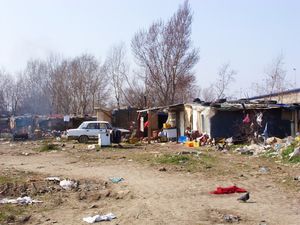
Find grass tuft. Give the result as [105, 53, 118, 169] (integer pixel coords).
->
[282, 142, 300, 163]
[39, 143, 59, 152]
[0, 205, 25, 223]
[156, 154, 190, 164]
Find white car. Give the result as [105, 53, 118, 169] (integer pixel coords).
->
[66, 121, 129, 143]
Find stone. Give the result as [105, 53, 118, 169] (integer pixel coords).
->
[115, 190, 130, 199]
[19, 215, 31, 223]
[223, 214, 240, 223]
[78, 191, 87, 200]
[159, 167, 167, 172]
[89, 204, 98, 209]
[98, 189, 111, 198]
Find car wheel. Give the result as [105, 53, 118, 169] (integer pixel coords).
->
[78, 135, 89, 143]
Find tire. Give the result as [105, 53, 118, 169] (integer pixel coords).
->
[78, 135, 89, 143]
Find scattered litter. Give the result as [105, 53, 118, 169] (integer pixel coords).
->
[56, 137, 61, 141]
[289, 146, 300, 160]
[225, 137, 233, 146]
[83, 213, 116, 223]
[21, 152, 30, 156]
[274, 143, 283, 152]
[87, 145, 96, 150]
[0, 196, 42, 205]
[235, 144, 266, 155]
[266, 137, 282, 145]
[294, 176, 300, 181]
[259, 220, 268, 225]
[59, 179, 77, 190]
[210, 186, 247, 194]
[45, 177, 61, 182]
[259, 167, 269, 174]
[223, 214, 241, 223]
[109, 177, 124, 183]
[285, 136, 294, 145]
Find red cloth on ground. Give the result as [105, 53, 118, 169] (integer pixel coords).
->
[210, 185, 247, 194]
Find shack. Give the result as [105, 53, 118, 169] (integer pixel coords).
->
[94, 107, 112, 123]
[112, 107, 139, 130]
[139, 101, 300, 141]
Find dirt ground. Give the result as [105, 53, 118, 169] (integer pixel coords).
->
[0, 140, 300, 225]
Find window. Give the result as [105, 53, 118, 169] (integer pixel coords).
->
[86, 123, 99, 129]
[79, 122, 88, 129]
[99, 123, 108, 129]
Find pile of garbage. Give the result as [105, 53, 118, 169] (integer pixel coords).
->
[235, 135, 300, 161]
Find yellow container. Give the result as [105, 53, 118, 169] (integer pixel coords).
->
[193, 141, 199, 147]
[185, 141, 194, 147]
[163, 123, 171, 129]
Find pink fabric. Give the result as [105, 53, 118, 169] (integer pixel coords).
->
[243, 114, 250, 124]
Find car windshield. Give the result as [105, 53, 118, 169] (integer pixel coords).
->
[78, 122, 88, 129]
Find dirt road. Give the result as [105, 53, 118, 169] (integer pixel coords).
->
[0, 142, 300, 225]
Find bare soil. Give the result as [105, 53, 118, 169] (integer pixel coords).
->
[0, 140, 300, 225]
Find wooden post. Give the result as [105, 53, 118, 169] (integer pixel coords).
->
[295, 109, 299, 135]
[148, 110, 151, 144]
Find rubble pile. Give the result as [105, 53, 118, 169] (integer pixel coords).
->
[234, 135, 300, 161]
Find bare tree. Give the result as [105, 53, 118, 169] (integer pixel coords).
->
[253, 54, 288, 99]
[122, 73, 146, 108]
[7, 74, 26, 115]
[214, 63, 236, 99]
[19, 59, 51, 114]
[201, 84, 216, 102]
[105, 43, 128, 109]
[0, 69, 12, 113]
[131, 0, 199, 106]
[46, 56, 73, 114]
[199, 63, 236, 102]
[68, 54, 109, 115]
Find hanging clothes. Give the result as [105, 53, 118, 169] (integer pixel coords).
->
[263, 122, 268, 139]
[256, 112, 263, 127]
[243, 114, 250, 124]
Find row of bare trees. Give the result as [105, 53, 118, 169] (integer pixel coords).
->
[0, 0, 291, 116]
[200, 54, 290, 102]
[0, 1, 201, 115]
[0, 54, 110, 115]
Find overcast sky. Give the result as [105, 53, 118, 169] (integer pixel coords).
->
[0, 0, 299, 98]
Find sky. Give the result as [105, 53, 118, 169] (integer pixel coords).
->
[0, 0, 299, 98]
